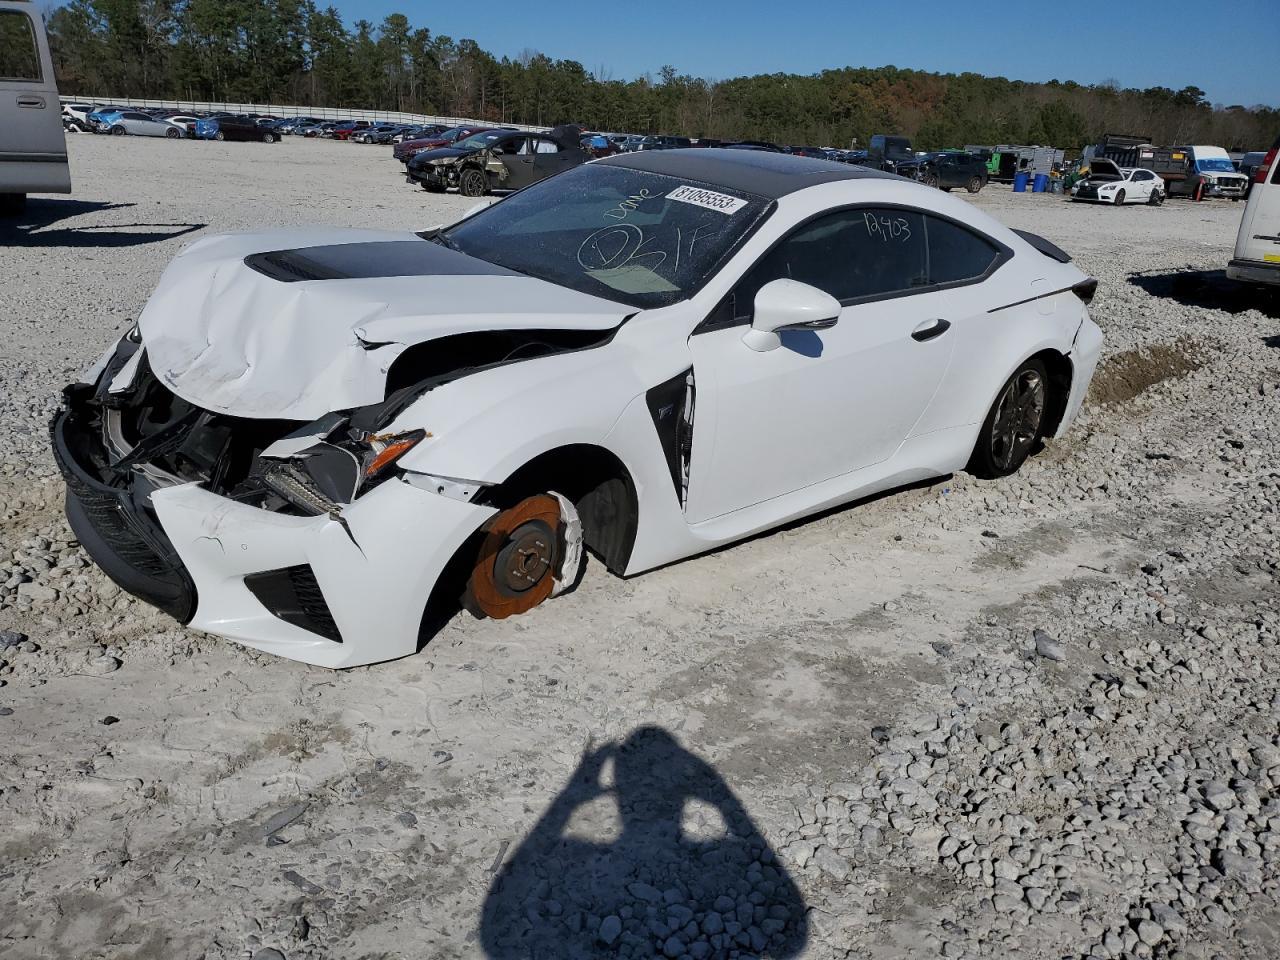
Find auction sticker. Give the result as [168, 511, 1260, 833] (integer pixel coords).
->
[667, 185, 747, 214]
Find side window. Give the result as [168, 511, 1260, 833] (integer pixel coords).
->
[924, 215, 1001, 285]
[534, 138, 560, 154]
[125, 112, 149, 121]
[513, 137, 532, 155]
[0, 11, 40, 82]
[733, 208, 927, 319]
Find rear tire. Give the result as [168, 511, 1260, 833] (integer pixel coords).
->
[262, 131, 276, 144]
[967, 358, 1049, 479]
[967, 176, 983, 194]
[166, 128, 180, 138]
[1148, 188, 1164, 206]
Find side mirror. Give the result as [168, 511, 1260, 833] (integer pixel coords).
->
[742, 279, 841, 352]
[491, 146, 505, 155]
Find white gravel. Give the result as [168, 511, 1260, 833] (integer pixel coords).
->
[1, 134, 1279, 960]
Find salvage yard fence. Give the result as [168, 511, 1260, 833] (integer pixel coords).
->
[59, 95, 546, 132]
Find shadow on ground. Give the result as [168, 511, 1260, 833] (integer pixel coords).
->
[1128, 269, 1280, 318]
[0, 198, 204, 247]
[480, 726, 808, 959]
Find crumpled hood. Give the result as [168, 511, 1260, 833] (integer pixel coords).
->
[139, 228, 631, 420]
[408, 145, 471, 168]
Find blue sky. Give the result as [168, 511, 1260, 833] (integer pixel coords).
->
[336, 0, 1277, 107]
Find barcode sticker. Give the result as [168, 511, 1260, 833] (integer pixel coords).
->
[666, 185, 748, 215]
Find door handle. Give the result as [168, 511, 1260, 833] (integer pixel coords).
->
[17, 95, 45, 108]
[911, 318, 951, 342]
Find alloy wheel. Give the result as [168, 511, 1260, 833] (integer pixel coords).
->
[990, 369, 1045, 472]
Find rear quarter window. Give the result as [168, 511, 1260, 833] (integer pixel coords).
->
[0, 10, 41, 82]
[925, 216, 1001, 285]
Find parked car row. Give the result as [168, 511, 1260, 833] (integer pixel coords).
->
[61, 103, 447, 145]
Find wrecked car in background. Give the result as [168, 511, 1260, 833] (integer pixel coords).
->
[53, 149, 1102, 668]
[405, 127, 587, 196]
[392, 124, 494, 164]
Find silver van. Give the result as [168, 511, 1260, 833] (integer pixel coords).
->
[0, 0, 70, 214]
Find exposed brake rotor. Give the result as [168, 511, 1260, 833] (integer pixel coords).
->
[464, 494, 564, 619]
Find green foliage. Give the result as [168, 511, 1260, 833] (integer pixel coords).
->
[46, 0, 1279, 150]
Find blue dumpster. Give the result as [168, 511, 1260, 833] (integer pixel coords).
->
[1032, 173, 1049, 193]
[1013, 171, 1030, 192]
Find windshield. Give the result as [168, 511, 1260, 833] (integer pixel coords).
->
[441, 164, 771, 309]
[457, 131, 507, 150]
[1197, 158, 1235, 173]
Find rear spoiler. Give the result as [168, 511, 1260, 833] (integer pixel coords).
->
[1012, 229, 1072, 263]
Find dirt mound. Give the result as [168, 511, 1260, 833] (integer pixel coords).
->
[1090, 337, 1204, 405]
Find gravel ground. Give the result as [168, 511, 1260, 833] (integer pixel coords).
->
[2, 135, 1279, 960]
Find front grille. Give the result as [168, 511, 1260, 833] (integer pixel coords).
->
[51, 420, 172, 578]
[244, 564, 342, 643]
[51, 409, 197, 622]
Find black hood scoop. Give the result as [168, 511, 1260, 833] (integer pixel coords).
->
[245, 240, 520, 283]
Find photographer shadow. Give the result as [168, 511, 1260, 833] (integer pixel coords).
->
[480, 726, 808, 959]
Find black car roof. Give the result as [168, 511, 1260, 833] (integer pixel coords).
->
[597, 148, 893, 199]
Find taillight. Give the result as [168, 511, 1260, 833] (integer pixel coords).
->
[1257, 148, 1277, 184]
[1072, 278, 1098, 305]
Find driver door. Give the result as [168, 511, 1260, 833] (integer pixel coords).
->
[685, 208, 966, 523]
[532, 136, 583, 182]
[496, 135, 539, 190]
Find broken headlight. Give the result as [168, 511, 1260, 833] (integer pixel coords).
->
[261, 428, 427, 516]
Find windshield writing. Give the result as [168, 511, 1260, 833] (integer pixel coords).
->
[442, 166, 769, 308]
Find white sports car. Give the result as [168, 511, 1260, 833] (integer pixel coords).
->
[1070, 159, 1165, 205]
[53, 150, 1102, 667]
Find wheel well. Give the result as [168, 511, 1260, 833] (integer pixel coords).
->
[1030, 348, 1073, 437]
[479, 445, 639, 575]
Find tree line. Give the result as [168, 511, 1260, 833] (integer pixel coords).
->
[46, 0, 1279, 152]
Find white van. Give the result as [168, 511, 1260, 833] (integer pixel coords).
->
[1228, 135, 1280, 286]
[0, 0, 70, 214]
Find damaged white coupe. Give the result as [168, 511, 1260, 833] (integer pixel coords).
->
[53, 150, 1103, 667]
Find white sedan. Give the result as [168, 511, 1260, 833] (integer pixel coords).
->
[1071, 159, 1165, 205]
[162, 115, 200, 136]
[53, 150, 1102, 667]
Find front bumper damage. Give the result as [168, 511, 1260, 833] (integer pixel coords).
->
[407, 163, 459, 190]
[1200, 178, 1248, 198]
[52, 348, 495, 668]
